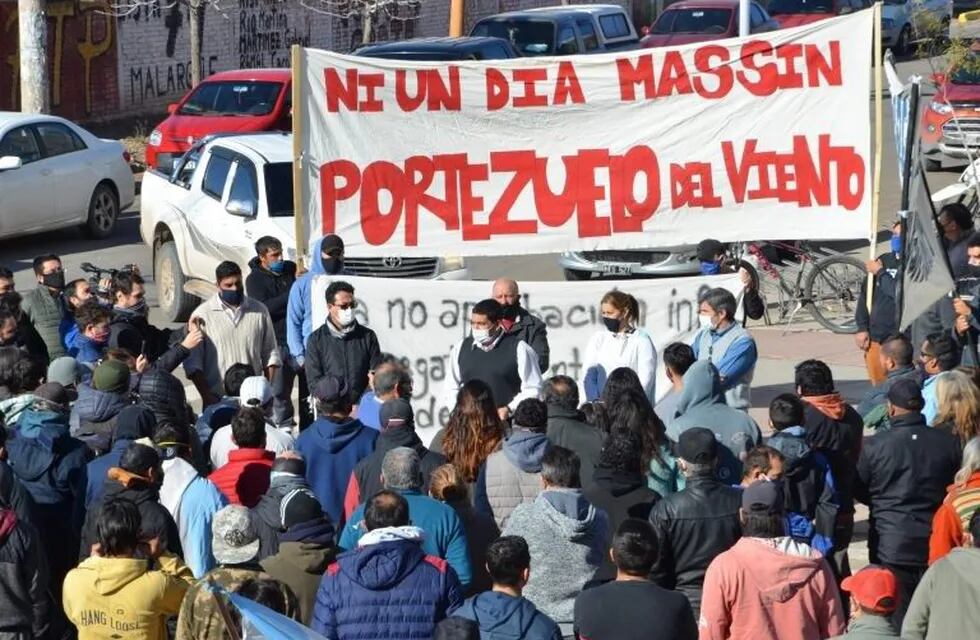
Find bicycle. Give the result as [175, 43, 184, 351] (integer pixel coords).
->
[726, 241, 867, 334]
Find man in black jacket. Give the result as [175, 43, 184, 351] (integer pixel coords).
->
[250, 453, 311, 561]
[492, 278, 550, 373]
[854, 221, 901, 385]
[648, 427, 741, 617]
[246, 236, 307, 429]
[0, 505, 48, 640]
[543, 374, 602, 489]
[305, 281, 381, 408]
[855, 378, 961, 628]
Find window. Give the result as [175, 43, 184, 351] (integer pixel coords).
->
[471, 19, 556, 55]
[264, 163, 294, 217]
[202, 151, 233, 200]
[35, 122, 86, 158]
[179, 81, 284, 116]
[0, 126, 42, 164]
[750, 5, 767, 27]
[557, 25, 579, 55]
[653, 8, 732, 34]
[174, 147, 202, 185]
[228, 159, 258, 211]
[577, 19, 599, 50]
[599, 13, 632, 39]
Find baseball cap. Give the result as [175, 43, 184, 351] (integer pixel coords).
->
[677, 427, 717, 464]
[697, 239, 725, 262]
[33, 382, 75, 408]
[321, 234, 345, 255]
[92, 360, 130, 394]
[887, 378, 925, 412]
[380, 398, 414, 431]
[280, 488, 324, 529]
[841, 566, 899, 614]
[240, 376, 273, 408]
[47, 356, 81, 388]
[212, 505, 260, 565]
[312, 375, 348, 403]
[742, 480, 784, 515]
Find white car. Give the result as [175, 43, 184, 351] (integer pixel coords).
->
[0, 112, 135, 240]
[882, 0, 951, 56]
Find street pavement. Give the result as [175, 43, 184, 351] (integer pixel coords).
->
[0, 53, 956, 572]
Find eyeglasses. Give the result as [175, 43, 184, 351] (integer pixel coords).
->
[333, 301, 357, 310]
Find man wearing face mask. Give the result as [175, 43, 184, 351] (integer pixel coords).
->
[697, 239, 765, 322]
[287, 234, 346, 385]
[492, 278, 550, 374]
[60, 278, 95, 352]
[692, 288, 758, 412]
[70, 302, 112, 368]
[246, 236, 306, 430]
[305, 281, 381, 409]
[21, 254, 68, 360]
[445, 299, 543, 421]
[855, 222, 903, 385]
[185, 261, 281, 407]
[0, 306, 48, 363]
[952, 233, 980, 366]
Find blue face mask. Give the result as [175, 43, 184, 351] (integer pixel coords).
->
[700, 261, 721, 275]
[219, 288, 243, 307]
[269, 260, 285, 274]
[890, 235, 902, 254]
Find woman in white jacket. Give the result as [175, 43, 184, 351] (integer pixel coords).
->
[583, 290, 658, 404]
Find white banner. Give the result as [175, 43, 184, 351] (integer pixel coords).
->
[298, 11, 873, 258]
[310, 274, 741, 439]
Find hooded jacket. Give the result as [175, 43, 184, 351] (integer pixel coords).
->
[286, 236, 331, 363]
[545, 404, 602, 489]
[72, 333, 106, 366]
[80, 472, 183, 561]
[0, 509, 48, 639]
[699, 537, 846, 640]
[296, 416, 376, 524]
[312, 527, 464, 639]
[929, 471, 980, 564]
[304, 321, 381, 404]
[476, 430, 549, 529]
[70, 384, 131, 455]
[85, 405, 157, 508]
[159, 457, 227, 579]
[246, 257, 297, 346]
[501, 489, 608, 635]
[583, 464, 661, 582]
[9, 408, 88, 510]
[902, 547, 980, 640]
[345, 425, 446, 519]
[454, 591, 562, 640]
[767, 426, 839, 556]
[801, 395, 864, 518]
[63, 553, 193, 640]
[209, 448, 275, 508]
[667, 361, 762, 484]
[250, 470, 310, 560]
[260, 517, 337, 625]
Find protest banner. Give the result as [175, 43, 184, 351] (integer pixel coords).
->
[294, 11, 873, 258]
[309, 273, 741, 440]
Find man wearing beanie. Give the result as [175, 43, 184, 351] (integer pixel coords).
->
[260, 488, 337, 625]
[345, 398, 446, 518]
[855, 378, 961, 627]
[85, 405, 156, 507]
[176, 504, 299, 640]
[70, 359, 133, 455]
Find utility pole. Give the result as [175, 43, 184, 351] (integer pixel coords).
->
[18, 0, 49, 113]
[449, 0, 464, 36]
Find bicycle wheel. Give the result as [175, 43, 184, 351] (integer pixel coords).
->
[803, 255, 867, 334]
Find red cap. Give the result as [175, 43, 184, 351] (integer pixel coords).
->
[841, 567, 899, 614]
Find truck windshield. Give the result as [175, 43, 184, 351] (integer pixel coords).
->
[471, 19, 555, 55]
[265, 163, 294, 217]
[653, 8, 732, 34]
[179, 81, 283, 116]
[768, 0, 834, 14]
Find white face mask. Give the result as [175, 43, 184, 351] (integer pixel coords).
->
[472, 327, 491, 343]
[337, 308, 355, 327]
[699, 314, 714, 330]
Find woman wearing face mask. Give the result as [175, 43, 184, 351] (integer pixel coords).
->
[582, 290, 658, 404]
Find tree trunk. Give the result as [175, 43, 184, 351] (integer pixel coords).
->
[189, 0, 205, 86]
[361, 4, 373, 45]
[17, 0, 49, 112]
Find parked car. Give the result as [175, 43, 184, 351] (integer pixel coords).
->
[354, 36, 520, 60]
[558, 248, 700, 281]
[140, 133, 468, 321]
[767, 0, 871, 28]
[882, 0, 951, 55]
[921, 55, 980, 170]
[470, 4, 639, 56]
[640, 0, 779, 48]
[146, 68, 291, 172]
[0, 112, 134, 240]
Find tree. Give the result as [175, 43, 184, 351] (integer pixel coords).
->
[18, 0, 49, 112]
[299, 0, 422, 47]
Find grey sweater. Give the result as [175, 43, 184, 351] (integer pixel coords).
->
[902, 547, 980, 640]
[501, 489, 608, 636]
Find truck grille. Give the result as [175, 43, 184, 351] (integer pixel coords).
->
[344, 257, 439, 278]
[581, 250, 670, 265]
[941, 118, 980, 142]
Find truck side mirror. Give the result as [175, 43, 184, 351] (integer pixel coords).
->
[226, 199, 257, 218]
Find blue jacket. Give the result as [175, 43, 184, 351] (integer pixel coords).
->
[454, 592, 562, 640]
[85, 438, 128, 508]
[312, 538, 463, 639]
[194, 397, 239, 445]
[691, 323, 757, 392]
[71, 334, 105, 367]
[161, 460, 227, 579]
[287, 236, 332, 362]
[295, 416, 377, 525]
[340, 489, 473, 587]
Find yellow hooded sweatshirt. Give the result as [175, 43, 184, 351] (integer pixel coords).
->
[63, 553, 193, 640]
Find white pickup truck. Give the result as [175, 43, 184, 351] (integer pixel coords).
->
[140, 132, 469, 321]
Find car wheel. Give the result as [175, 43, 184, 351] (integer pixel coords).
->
[897, 24, 912, 56]
[564, 269, 592, 281]
[924, 156, 942, 172]
[83, 182, 118, 239]
[155, 241, 199, 322]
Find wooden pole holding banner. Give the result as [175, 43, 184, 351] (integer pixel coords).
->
[291, 44, 307, 273]
[449, 0, 465, 37]
[867, 2, 884, 311]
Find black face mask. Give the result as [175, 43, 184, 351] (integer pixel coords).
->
[42, 271, 65, 291]
[501, 303, 521, 321]
[0, 291, 22, 315]
[322, 256, 343, 275]
[602, 316, 621, 333]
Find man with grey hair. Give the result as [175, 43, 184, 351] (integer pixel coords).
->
[493, 278, 550, 373]
[692, 287, 758, 411]
[356, 354, 412, 431]
[648, 428, 742, 618]
[339, 447, 472, 587]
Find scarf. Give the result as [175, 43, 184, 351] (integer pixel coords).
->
[326, 318, 356, 339]
[357, 525, 425, 548]
[802, 393, 846, 420]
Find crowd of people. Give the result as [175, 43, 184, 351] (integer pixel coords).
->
[0, 230, 976, 639]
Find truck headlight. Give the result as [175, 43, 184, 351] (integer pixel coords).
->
[441, 255, 465, 271]
[931, 100, 954, 115]
[148, 130, 163, 146]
